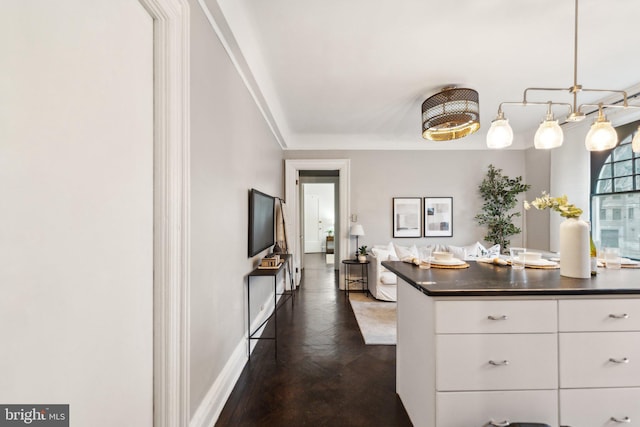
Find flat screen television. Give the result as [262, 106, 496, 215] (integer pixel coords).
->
[248, 188, 276, 257]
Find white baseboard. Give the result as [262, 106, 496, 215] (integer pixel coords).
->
[189, 337, 246, 427]
[189, 289, 284, 427]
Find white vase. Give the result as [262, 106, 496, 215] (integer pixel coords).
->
[358, 255, 367, 263]
[559, 217, 590, 279]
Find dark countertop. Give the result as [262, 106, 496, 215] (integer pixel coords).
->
[381, 260, 640, 296]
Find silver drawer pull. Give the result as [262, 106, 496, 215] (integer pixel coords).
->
[488, 420, 510, 427]
[609, 313, 630, 319]
[488, 360, 509, 366]
[611, 416, 631, 423]
[487, 315, 508, 321]
[609, 357, 630, 364]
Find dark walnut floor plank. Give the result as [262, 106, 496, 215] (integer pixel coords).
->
[215, 254, 412, 427]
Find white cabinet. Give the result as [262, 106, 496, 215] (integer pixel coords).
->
[558, 299, 640, 427]
[396, 280, 640, 427]
[559, 299, 640, 332]
[561, 388, 640, 427]
[437, 333, 557, 391]
[436, 300, 557, 334]
[437, 390, 558, 427]
[560, 331, 640, 388]
[433, 298, 558, 426]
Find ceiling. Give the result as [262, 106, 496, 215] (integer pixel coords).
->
[207, 0, 640, 150]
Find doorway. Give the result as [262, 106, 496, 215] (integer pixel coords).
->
[284, 159, 351, 288]
[300, 172, 339, 269]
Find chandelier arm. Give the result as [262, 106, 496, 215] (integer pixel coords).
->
[498, 101, 573, 114]
[523, 87, 570, 104]
[580, 89, 629, 107]
[580, 103, 640, 111]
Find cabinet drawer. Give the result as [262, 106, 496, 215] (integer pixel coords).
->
[437, 334, 558, 391]
[437, 390, 558, 427]
[435, 300, 557, 334]
[560, 332, 640, 388]
[561, 388, 640, 427]
[559, 299, 640, 332]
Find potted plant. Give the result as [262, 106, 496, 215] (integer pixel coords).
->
[475, 164, 530, 253]
[358, 246, 368, 263]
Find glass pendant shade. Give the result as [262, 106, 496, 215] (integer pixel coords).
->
[534, 119, 564, 149]
[585, 113, 618, 151]
[633, 126, 640, 153]
[486, 118, 513, 149]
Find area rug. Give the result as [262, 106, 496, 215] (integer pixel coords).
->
[349, 293, 397, 345]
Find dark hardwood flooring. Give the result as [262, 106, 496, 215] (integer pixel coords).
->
[216, 253, 412, 426]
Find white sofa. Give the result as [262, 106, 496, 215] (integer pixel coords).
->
[367, 242, 500, 302]
[367, 247, 399, 302]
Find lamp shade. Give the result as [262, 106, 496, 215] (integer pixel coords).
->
[585, 114, 617, 151]
[350, 224, 365, 236]
[486, 118, 513, 149]
[632, 126, 640, 153]
[534, 119, 563, 149]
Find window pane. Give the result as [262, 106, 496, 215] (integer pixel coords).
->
[615, 176, 633, 192]
[637, 176, 640, 190]
[600, 208, 607, 220]
[599, 163, 613, 179]
[614, 160, 633, 176]
[613, 143, 633, 161]
[597, 179, 612, 193]
[636, 158, 640, 172]
[592, 193, 640, 260]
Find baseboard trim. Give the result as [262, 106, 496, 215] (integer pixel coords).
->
[189, 337, 245, 427]
[189, 289, 283, 427]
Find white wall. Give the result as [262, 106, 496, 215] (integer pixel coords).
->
[524, 147, 552, 250]
[550, 122, 592, 251]
[0, 1, 153, 425]
[188, 0, 284, 422]
[284, 150, 527, 252]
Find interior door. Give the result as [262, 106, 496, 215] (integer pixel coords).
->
[304, 193, 322, 252]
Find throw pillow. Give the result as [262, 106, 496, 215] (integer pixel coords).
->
[448, 241, 483, 260]
[394, 243, 419, 264]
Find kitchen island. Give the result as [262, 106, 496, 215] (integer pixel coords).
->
[382, 260, 640, 427]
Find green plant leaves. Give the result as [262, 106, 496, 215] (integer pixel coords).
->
[475, 164, 531, 252]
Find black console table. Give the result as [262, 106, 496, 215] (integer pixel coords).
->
[247, 253, 294, 359]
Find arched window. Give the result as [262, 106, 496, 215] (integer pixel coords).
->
[591, 129, 640, 260]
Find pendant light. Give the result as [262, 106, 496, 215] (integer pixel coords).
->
[632, 127, 640, 153]
[534, 103, 564, 149]
[487, 0, 640, 151]
[585, 106, 618, 151]
[486, 111, 513, 149]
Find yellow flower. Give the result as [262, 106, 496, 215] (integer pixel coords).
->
[524, 191, 583, 219]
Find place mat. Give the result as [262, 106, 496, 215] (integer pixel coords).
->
[618, 263, 640, 269]
[431, 262, 470, 269]
[524, 263, 560, 270]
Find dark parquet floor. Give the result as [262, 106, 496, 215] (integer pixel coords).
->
[215, 253, 412, 427]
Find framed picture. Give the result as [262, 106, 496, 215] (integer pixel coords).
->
[424, 197, 453, 237]
[392, 198, 422, 238]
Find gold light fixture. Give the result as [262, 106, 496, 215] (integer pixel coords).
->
[422, 87, 480, 141]
[487, 0, 640, 151]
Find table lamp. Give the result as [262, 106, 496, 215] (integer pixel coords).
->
[350, 224, 365, 258]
